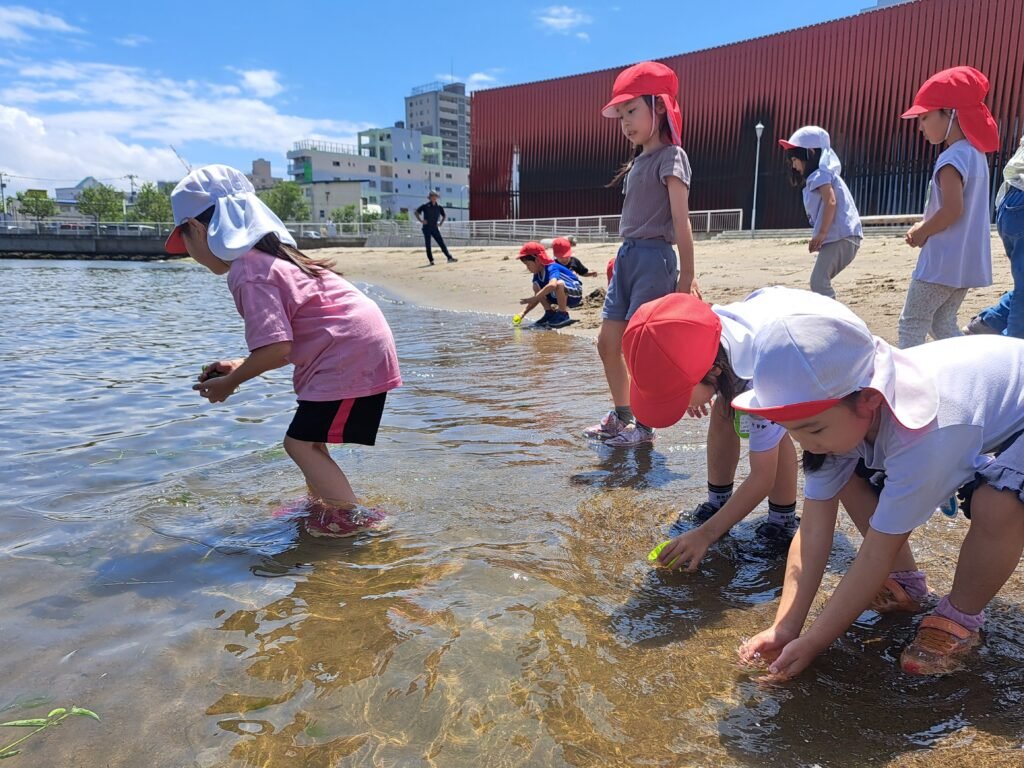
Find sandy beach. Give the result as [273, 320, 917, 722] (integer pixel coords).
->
[315, 233, 1011, 343]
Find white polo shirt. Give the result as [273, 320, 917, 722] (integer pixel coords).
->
[803, 335, 1024, 534]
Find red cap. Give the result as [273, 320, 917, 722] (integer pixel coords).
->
[165, 227, 187, 254]
[606, 256, 615, 285]
[518, 241, 553, 265]
[622, 293, 722, 428]
[900, 66, 999, 153]
[601, 61, 683, 146]
[551, 237, 572, 257]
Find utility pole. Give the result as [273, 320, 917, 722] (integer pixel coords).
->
[0, 172, 7, 224]
[125, 174, 138, 203]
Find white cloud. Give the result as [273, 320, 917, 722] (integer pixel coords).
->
[434, 69, 502, 93]
[114, 34, 150, 48]
[235, 68, 284, 98]
[0, 60, 371, 193]
[0, 6, 81, 41]
[535, 5, 593, 35]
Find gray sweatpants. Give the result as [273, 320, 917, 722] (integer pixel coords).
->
[810, 238, 859, 298]
[897, 278, 968, 348]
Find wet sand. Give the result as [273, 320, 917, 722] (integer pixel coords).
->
[315, 233, 1011, 342]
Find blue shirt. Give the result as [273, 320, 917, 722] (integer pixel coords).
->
[534, 262, 583, 299]
[803, 168, 863, 243]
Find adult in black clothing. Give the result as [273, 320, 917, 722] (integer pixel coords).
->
[415, 191, 457, 266]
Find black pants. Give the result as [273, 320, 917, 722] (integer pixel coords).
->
[422, 225, 452, 263]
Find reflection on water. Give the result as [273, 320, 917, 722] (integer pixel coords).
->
[1, 260, 1022, 766]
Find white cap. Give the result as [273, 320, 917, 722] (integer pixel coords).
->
[732, 313, 938, 428]
[165, 164, 296, 261]
[778, 125, 842, 176]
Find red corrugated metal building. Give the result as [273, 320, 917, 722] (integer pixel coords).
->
[470, 0, 1024, 227]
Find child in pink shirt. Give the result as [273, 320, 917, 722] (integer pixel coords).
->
[165, 165, 401, 530]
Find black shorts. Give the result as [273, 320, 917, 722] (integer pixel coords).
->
[285, 392, 387, 445]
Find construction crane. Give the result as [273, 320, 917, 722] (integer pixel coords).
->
[169, 145, 191, 173]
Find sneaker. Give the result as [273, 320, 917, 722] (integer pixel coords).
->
[691, 501, 721, 524]
[533, 310, 556, 327]
[303, 505, 389, 538]
[605, 423, 655, 447]
[961, 314, 998, 335]
[900, 615, 981, 675]
[871, 577, 924, 614]
[753, 518, 798, 554]
[427, 261, 435, 266]
[547, 311, 572, 328]
[583, 410, 630, 440]
[447, 257, 458, 263]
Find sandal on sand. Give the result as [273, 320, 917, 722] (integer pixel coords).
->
[871, 577, 923, 614]
[900, 615, 980, 675]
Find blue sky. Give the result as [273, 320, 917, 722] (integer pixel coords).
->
[0, 1, 874, 194]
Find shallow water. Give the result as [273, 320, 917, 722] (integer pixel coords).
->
[1, 260, 1022, 767]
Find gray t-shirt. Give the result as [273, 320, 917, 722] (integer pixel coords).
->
[619, 144, 692, 242]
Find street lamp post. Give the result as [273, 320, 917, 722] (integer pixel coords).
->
[751, 121, 765, 234]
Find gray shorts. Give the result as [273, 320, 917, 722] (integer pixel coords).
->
[602, 239, 678, 322]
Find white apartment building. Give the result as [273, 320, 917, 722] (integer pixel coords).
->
[286, 123, 469, 220]
[405, 82, 471, 168]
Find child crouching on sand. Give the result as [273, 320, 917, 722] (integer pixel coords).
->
[516, 241, 583, 328]
[736, 309, 1024, 677]
[167, 165, 402, 535]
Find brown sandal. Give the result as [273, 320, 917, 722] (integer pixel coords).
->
[900, 615, 980, 675]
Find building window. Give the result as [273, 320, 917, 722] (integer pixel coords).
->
[368, 165, 376, 172]
[319, 210, 325, 218]
[332, 161, 340, 166]
[445, 173, 452, 179]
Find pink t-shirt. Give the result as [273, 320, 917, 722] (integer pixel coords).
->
[227, 249, 402, 401]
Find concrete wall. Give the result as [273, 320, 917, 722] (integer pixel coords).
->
[0, 234, 365, 258]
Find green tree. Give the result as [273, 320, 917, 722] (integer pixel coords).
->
[329, 204, 358, 223]
[127, 182, 172, 222]
[393, 211, 410, 222]
[77, 183, 125, 221]
[15, 191, 58, 220]
[258, 182, 309, 221]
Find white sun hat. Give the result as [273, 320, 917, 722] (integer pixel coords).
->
[778, 125, 842, 176]
[732, 312, 939, 428]
[165, 164, 296, 261]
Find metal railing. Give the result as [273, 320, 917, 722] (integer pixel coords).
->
[2, 209, 745, 243]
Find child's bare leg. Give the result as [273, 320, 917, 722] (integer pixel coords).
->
[708, 397, 741, 486]
[767, 433, 797, 504]
[284, 437, 357, 508]
[839, 473, 917, 572]
[553, 283, 568, 312]
[946, 484, 1024, 614]
[596, 320, 629, 405]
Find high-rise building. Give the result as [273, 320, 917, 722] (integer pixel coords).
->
[405, 82, 471, 168]
[286, 123, 469, 220]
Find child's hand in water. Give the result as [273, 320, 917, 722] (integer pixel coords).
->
[657, 528, 713, 572]
[738, 625, 799, 670]
[757, 634, 824, 681]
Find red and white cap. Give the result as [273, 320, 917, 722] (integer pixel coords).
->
[518, 240, 553, 265]
[732, 313, 938, 427]
[622, 293, 722, 428]
[165, 165, 296, 260]
[900, 65, 999, 153]
[778, 126, 842, 175]
[601, 61, 682, 146]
